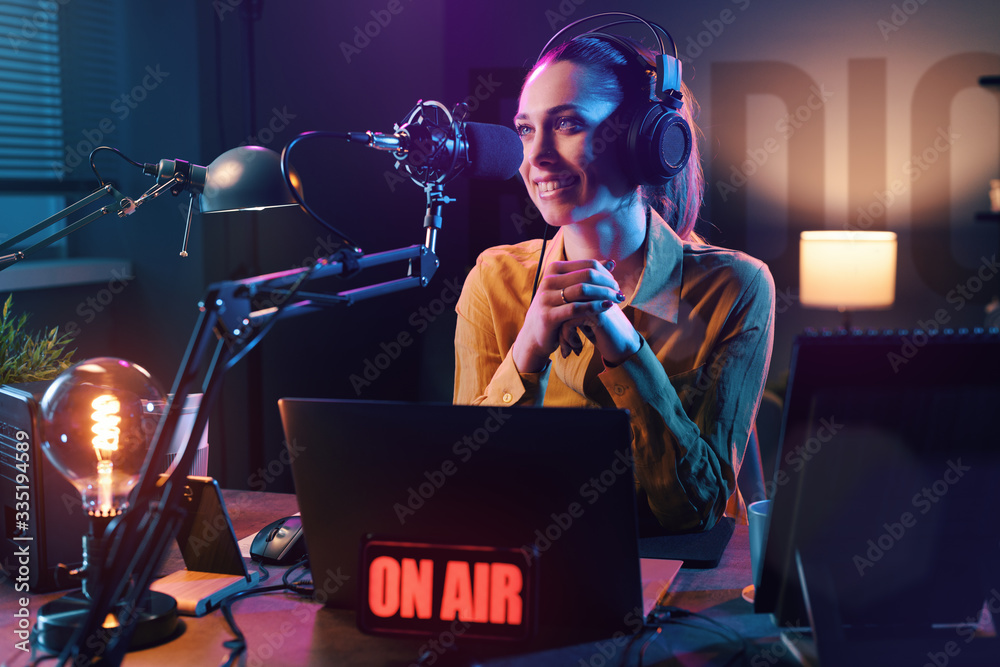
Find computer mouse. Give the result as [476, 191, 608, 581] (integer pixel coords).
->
[250, 515, 307, 565]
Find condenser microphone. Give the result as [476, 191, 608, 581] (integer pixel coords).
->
[346, 104, 522, 184]
[464, 122, 524, 180]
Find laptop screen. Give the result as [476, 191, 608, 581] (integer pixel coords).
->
[279, 399, 643, 650]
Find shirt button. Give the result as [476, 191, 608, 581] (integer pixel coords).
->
[614, 385, 626, 396]
[502, 392, 513, 403]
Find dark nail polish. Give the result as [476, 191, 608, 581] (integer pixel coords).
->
[602, 300, 613, 309]
[616, 291, 625, 302]
[605, 260, 616, 272]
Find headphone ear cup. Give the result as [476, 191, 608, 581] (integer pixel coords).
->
[625, 103, 692, 186]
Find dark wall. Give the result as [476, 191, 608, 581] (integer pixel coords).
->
[441, 0, 1000, 386]
[9, 0, 999, 491]
[197, 0, 451, 491]
[11, 1, 206, 391]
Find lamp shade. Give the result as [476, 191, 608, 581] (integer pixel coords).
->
[201, 146, 299, 213]
[799, 231, 897, 310]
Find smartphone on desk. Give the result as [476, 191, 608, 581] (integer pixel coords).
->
[172, 475, 248, 576]
[151, 475, 260, 616]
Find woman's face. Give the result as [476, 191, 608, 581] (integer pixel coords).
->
[515, 60, 633, 228]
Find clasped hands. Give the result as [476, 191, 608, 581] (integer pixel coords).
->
[511, 259, 641, 373]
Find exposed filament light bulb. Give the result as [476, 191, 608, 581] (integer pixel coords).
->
[40, 358, 165, 519]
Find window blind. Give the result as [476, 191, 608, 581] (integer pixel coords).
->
[0, 0, 62, 181]
[0, 0, 120, 186]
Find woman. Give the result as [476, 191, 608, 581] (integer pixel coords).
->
[453, 33, 774, 533]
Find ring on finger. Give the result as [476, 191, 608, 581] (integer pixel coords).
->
[560, 288, 569, 304]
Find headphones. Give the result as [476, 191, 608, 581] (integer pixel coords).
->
[535, 12, 692, 186]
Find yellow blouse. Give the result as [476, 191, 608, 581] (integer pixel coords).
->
[453, 212, 775, 532]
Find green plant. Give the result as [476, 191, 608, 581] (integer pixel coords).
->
[0, 295, 77, 384]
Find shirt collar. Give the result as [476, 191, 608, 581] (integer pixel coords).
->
[543, 210, 683, 323]
[631, 210, 682, 323]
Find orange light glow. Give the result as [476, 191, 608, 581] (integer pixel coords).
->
[96, 459, 114, 515]
[91, 394, 121, 455]
[800, 231, 897, 310]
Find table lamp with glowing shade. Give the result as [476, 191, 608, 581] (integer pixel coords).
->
[195, 145, 299, 213]
[799, 231, 898, 329]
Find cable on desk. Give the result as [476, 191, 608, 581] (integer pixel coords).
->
[219, 557, 312, 667]
[218, 583, 290, 666]
[281, 557, 313, 596]
[618, 605, 750, 667]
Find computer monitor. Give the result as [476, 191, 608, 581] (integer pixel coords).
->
[756, 330, 1000, 665]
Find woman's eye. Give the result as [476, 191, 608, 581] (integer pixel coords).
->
[515, 124, 533, 137]
[555, 117, 582, 131]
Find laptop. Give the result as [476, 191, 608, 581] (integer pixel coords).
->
[279, 399, 643, 651]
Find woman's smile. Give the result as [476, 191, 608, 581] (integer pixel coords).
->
[535, 174, 579, 198]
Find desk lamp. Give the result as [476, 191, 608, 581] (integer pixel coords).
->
[799, 230, 898, 329]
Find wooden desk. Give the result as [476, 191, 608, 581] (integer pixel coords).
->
[1, 491, 799, 666]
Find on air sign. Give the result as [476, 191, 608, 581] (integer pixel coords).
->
[358, 539, 537, 642]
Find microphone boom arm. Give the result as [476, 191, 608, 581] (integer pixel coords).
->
[0, 185, 136, 271]
[0, 174, 193, 272]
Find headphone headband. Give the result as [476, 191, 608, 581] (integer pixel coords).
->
[536, 12, 677, 63]
[534, 12, 683, 106]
